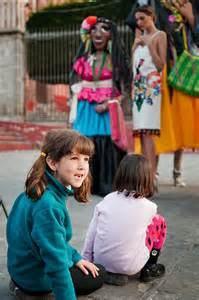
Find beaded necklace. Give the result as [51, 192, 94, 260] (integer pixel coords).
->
[92, 51, 107, 81]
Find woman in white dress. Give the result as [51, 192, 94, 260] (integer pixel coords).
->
[132, 5, 167, 180]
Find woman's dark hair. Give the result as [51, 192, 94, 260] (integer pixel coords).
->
[70, 17, 131, 94]
[134, 5, 156, 23]
[25, 129, 94, 202]
[113, 154, 154, 198]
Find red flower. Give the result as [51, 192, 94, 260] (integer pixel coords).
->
[85, 16, 97, 26]
[135, 74, 141, 81]
[139, 59, 145, 66]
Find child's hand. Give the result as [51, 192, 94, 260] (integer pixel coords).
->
[76, 259, 99, 278]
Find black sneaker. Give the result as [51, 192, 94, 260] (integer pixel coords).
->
[105, 272, 129, 286]
[140, 263, 165, 282]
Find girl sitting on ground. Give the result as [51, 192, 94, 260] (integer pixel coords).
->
[7, 129, 105, 300]
[82, 153, 166, 285]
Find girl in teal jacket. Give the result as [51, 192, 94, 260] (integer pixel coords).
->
[7, 129, 105, 300]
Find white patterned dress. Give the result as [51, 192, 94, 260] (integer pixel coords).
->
[132, 31, 162, 136]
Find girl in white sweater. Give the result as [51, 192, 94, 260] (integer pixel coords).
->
[82, 154, 166, 284]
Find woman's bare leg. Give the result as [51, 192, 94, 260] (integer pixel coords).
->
[174, 149, 183, 171]
[141, 134, 156, 178]
[155, 154, 159, 175]
[173, 149, 186, 187]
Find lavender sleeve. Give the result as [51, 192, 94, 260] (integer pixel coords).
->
[82, 206, 99, 262]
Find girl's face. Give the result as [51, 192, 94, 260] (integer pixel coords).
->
[135, 12, 154, 31]
[90, 22, 111, 51]
[49, 152, 90, 188]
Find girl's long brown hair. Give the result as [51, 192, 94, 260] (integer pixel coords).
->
[25, 129, 94, 202]
[113, 154, 154, 198]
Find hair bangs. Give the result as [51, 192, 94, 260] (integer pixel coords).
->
[72, 135, 95, 157]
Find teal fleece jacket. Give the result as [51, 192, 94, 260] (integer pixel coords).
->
[6, 170, 82, 300]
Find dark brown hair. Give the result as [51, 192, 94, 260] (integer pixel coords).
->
[113, 154, 154, 198]
[25, 129, 94, 202]
[134, 5, 156, 22]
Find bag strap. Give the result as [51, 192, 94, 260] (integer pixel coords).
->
[182, 25, 188, 51]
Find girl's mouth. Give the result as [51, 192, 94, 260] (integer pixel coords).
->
[74, 174, 84, 179]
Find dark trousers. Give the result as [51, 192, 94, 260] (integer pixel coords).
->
[90, 136, 126, 197]
[71, 264, 106, 295]
[10, 264, 106, 299]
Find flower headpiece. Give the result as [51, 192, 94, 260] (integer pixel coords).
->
[80, 16, 97, 51]
[80, 16, 112, 53]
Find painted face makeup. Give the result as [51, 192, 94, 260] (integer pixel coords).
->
[90, 22, 111, 51]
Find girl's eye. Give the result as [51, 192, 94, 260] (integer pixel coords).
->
[71, 156, 78, 160]
[84, 157, 89, 162]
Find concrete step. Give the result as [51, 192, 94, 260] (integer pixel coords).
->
[0, 121, 64, 152]
[0, 142, 34, 151]
[0, 135, 25, 142]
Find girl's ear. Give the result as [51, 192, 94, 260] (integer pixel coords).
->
[46, 156, 57, 172]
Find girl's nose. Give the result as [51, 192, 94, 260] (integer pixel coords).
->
[77, 161, 86, 170]
[77, 164, 83, 170]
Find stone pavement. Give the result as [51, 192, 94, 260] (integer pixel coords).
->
[0, 151, 199, 300]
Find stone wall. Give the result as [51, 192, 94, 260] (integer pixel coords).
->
[0, 31, 24, 117]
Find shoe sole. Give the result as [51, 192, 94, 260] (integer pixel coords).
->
[140, 272, 165, 283]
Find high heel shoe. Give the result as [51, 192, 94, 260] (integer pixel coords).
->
[173, 169, 186, 187]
